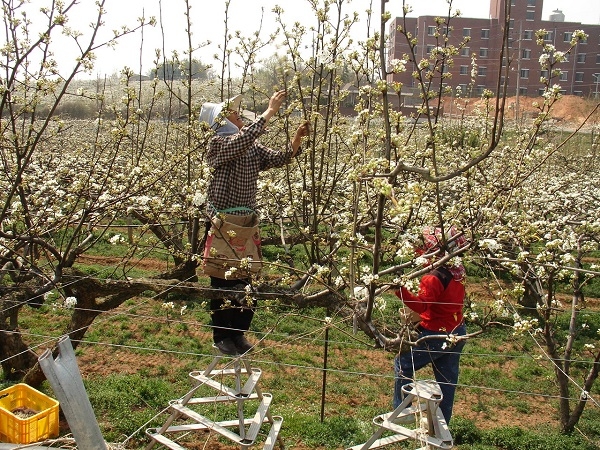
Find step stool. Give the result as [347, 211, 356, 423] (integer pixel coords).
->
[347, 380, 453, 450]
[145, 346, 283, 450]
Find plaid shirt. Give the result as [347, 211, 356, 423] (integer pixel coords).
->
[206, 116, 298, 216]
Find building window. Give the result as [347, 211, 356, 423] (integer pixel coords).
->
[459, 65, 469, 75]
[526, 11, 535, 21]
[575, 72, 584, 82]
[577, 53, 586, 63]
[478, 67, 487, 76]
[540, 69, 549, 79]
[538, 87, 546, 96]
[481, 29, 490, 39]
[573, 91, 583, 96]
[428, 26, 436, 36]
[479, 48, 488, 58]
[463, 28, 471, 37]
[519, 87, 528, 95]
[563, 32, 572, 43]
[510, 0, 516, 5]
[596, 54, 600, 64]
[544, 31, 554, 42]
[509, 19, 515, 29]
[523, 30, 533, 40]
[520, 69, 529, 79]
[522, 49, 531, 59]
[527, 0, 536, 5]
[580, 36, 587, 44]
[426, 44, 435, 54]
[559, 71, 568, 81]
[460, 47, 470, 57]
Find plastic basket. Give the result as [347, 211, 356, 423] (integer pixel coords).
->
[0, 383, 59, 444]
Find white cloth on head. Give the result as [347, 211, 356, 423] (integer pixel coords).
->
[199, 95, 243, 137]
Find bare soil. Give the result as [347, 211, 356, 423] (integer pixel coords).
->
[71, 183, 600, 449]
[452, 94, 600, 127]
[70, 274, 597, 450]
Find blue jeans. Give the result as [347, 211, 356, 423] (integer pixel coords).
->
[393, 323, 466, 423]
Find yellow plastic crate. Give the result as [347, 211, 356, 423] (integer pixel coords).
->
[0, 383, 59, 444]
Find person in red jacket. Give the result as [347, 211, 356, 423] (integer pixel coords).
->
[393, 226, 468, 424]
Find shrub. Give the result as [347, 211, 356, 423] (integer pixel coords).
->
[54, 100, 96, 119]
[452, 416, 483, 444]
[85, 374, 176, 444]
[283, 415, 368, 448]
[483, 426, 599, 450]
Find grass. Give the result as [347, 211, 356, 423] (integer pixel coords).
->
[8, 298, 600, 450]
[2, 268, 600, 449]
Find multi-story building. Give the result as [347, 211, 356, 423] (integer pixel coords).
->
[387, 0, 600, 98]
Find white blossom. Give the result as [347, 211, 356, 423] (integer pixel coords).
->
[64, 297, 77, 309]
[479, 238, 502, 252]
[109, 234, 125, 245]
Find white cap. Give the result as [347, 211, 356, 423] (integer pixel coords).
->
[199, 94, 243, 128]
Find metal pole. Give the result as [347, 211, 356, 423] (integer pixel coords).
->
[234, 359, 246, 441]
[38, 335, 107, 450]
[320, 315, 330, 423]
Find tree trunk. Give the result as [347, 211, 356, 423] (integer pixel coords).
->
[23, 306, 101, 388]
[0, 331, 39, 381]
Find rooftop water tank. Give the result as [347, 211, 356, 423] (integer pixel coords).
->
[549, 9, 565, 22]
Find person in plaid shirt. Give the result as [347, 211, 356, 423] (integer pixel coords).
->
[200, 90, 310, 355]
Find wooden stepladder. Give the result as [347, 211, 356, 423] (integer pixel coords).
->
[146, 349, 283, 450]
[347, 381, 453, 450]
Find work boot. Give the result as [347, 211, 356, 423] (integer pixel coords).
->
[214, 338, 238, 355]
[232, 334, 254, 354]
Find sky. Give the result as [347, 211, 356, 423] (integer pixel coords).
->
[22, 0, 600, 78]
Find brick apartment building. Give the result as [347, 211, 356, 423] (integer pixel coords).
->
[387, 0, 600, 99]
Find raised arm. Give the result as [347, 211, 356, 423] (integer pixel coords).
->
[261, 90, 287, 123]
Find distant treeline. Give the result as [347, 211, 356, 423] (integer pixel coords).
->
[149, 59, 213, 81]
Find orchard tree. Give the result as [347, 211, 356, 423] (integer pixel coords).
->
[0, 0, 156, 380]
[0, 0, 598, 436]
[0, 0, 217, 384]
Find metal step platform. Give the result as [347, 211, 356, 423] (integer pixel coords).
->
[347, 380, 453, 450]
[145, 347, 284, 450]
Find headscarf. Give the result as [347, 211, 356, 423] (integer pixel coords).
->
[199, 94, 243, 137]
[419, 225, 467, 282]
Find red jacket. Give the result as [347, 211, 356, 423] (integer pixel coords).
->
[395, 273, 465, 333]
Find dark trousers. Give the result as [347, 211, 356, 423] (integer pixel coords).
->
[209, 277, 255, 343]
[393, 323, 467, 424]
